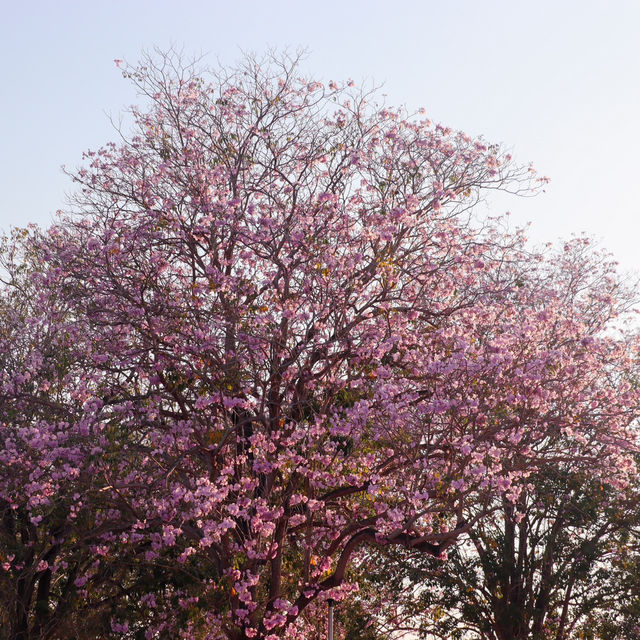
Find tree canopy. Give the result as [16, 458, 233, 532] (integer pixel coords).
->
[1, 51, 639, 640]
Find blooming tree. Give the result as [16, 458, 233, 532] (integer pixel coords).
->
[286, 242, 640, 640]
[2, 52, 639, 639]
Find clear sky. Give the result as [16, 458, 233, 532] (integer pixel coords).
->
[2, 0, 640, 271]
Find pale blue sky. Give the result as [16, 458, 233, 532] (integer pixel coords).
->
[2, 0, 640, 269]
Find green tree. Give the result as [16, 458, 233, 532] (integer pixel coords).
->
[363, 465, 640, 640]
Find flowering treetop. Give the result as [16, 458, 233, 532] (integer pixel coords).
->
[1, 52, 638, 640]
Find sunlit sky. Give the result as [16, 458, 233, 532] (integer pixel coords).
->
[2, 0, 640, 271]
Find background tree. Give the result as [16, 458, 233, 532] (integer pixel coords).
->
[362, 450, 640, 639]
[0, 230, 210, 639]
[0, 229, 108, 639]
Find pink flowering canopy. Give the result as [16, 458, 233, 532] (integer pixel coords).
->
[2, 52, 639, 640]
